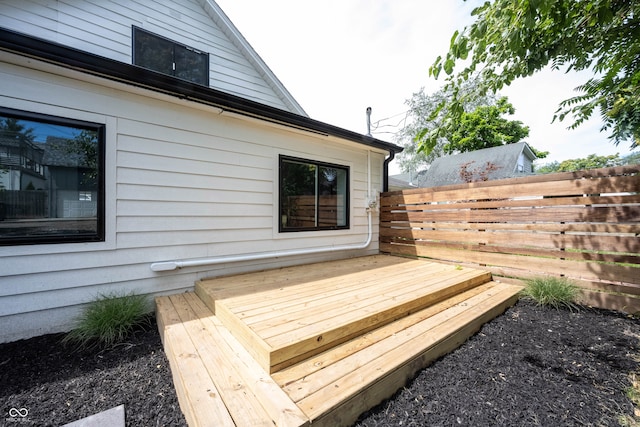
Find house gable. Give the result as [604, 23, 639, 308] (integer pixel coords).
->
[0, 0, 305, 114]
[197, 0, 306, 115]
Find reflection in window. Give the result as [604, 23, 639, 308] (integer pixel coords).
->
[279, 156, 349, 231]
[0, 108, 104, 245]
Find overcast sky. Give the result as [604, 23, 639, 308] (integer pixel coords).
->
[215, 0, 637, 173]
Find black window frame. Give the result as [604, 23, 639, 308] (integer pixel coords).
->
[132, 26, 209, 86]
[0, 107, 105, 246]
[279, 155, 350, 233]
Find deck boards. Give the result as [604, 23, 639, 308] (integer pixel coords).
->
[198, 255, 492, 372]
[195, 255, 411, 306]
[158, 255, 523, 426]
[292, 282, 520, 422]
[157, 297, 235, 427]
[157, 293, 310, 427]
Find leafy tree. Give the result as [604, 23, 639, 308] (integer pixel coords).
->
[396, 79, 497, 173]
[622, 151, 640, 165]
[535, 161, 561, 174]
[68, 129, 99, 179]
[425, 0, 640, 153]
[444, 97, 530, 154]
[536, 153, 622, 173]
[0, 117, 36, 142]
[528, 146, 550, 160]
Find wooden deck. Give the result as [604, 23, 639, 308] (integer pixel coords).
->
[156, 255, 522, 426]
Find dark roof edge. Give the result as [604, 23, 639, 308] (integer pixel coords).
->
[0, 28, 402, 154]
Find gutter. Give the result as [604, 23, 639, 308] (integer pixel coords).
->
[0, 28, 403, 155]
[383, 150, 396, 192]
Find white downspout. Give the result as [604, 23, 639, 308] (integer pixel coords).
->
[150, 151, 375, 272]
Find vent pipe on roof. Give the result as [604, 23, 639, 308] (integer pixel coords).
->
[366, 107, 372, 136]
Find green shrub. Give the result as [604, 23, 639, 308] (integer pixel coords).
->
[620, 371, 640, 426]
[520, 277, 579, 310]
[63, 291, 151, 348]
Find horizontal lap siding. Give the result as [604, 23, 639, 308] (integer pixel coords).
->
[0, 0, 291, 110]
[380, 166, 640, 305]
[0, 55, 383, 341]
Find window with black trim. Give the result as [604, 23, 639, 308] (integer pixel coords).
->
[0, 108, 105, 245]
[133, 26, 209, 86]
[279, 156, 349, 232]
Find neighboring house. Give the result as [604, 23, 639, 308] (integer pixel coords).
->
[0, 134, 46, 191]
[43, 137, 99, 220]
[421, 142, 537, 187]
[389, 170, 430, 189]
[387, 175, 415, 191]
[0, 0, 402, 342]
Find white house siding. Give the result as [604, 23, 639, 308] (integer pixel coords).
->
[0, 0, 299, 112]
[0, 54, 385, 343]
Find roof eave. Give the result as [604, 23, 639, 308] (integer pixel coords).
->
[522, 142, 537, 161]
[198, 0, 308, 117]
[0, 28, 402, 154]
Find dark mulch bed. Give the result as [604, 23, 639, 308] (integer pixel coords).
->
[1, 300, 638, 426]
[0, 318, 187, 427]
[356, 300, 640, 426]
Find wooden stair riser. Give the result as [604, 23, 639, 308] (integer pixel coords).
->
[247, 268, 488, 332]
[301, 286, 521, 424]
[271, 281, 498, 386]
[280, 282, 515, 402]
[213, 300, 274, 371]
[216, 269, 491, 373]
[266, 271, 492, 371]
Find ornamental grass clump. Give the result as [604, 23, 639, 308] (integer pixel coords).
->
[520, 277, 579, 310]
[63, 292, 151, 348]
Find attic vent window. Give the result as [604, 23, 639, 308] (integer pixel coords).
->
[132, 27, 209, 86]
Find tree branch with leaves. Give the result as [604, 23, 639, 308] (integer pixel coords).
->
[424, 0, 640, 153]
[443, 97, 531, 154]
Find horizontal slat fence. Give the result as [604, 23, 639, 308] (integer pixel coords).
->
[285, 195, 345, 228]
[0, 190, 47, 219]
[380, 165, 640, 313]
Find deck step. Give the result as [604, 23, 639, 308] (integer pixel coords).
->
[156, 293, 310, 427]
[157, 256, 523, 426]
[196, 257, 492, 373]
[277, 280, 521, 425]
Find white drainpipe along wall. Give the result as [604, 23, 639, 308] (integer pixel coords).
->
[150, 150, 378, 272]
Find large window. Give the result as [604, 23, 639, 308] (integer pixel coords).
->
[279, 156, 349, 232]
[0, 108, 105, 245]
[133, 27, 209, 86]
